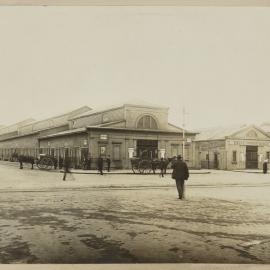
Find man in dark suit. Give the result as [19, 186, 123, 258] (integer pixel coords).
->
[106, 155, 111, 172]
[97, 156, 104, 175]
[63, 155, 71, 181]
[160, 157, 166, 177]
[172, 155, 189, 200]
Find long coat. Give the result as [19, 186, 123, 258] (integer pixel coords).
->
[97, 157, 103, 169]
[172, 160, 189, 180]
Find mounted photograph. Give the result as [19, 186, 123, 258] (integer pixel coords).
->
[0, 3, 270, 265]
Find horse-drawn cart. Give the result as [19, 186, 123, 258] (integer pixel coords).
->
[130, 157, 172, 174]
[11, 152, 57, 170]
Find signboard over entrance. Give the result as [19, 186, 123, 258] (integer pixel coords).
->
[228, 140, 270, 147]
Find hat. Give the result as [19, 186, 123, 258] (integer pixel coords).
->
[177, 155, 182, 160]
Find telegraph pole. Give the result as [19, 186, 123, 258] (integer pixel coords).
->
[182, 107, 186, 161]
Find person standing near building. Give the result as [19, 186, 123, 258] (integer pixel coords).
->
[263, 159, 268, 174]
[171, 155, 189, 200]
[97, 156, 104, 175]
[106, 155, 111, 172]
[160, 157, 166, 177]
[63, 154, 72, 181]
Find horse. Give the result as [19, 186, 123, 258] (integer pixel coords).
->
[151, 157, 173, 174]
[11, 152, 36, 169]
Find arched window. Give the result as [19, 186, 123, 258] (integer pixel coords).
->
[137, 115, 158, 129]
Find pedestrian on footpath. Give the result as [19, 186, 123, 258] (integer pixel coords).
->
[160, 157, 166, 177]
[106, 155, 111, 172]
[63, 154, 73, 181]
[171, 155, 189, 200]
[263, 159, 268, 174]
[97, 156, 104, 175]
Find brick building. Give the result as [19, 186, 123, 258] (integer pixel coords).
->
[194, 125, 270, 170]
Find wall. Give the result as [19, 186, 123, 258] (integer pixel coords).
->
[39, 133, 88, 149]
[87, 129, 193, 169]
[195, 140, 226, 169]
[225, 139, 270, 170]
[124, 105, 168, 130]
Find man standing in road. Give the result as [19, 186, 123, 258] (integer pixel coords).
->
[63, 154, 72, 181]
[97, 156, 104, 175]
[106, 155, 111, 172]
[263, 159, 268, 174]
[160, 157, 166, 177]
[171, 155, 189, 200]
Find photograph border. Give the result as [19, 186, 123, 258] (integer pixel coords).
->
[0, 1, 270, 269]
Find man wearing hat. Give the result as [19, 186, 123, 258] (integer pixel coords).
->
[171, 155, 189, 200]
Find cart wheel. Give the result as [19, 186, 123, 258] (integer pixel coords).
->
[138, 160, 151, 174]
[46, 158, 54, 170]
[37, 158, 47, 170]
[132, 167, 136, 174]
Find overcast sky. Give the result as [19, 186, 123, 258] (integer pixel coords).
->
[0, 6, 270, 130]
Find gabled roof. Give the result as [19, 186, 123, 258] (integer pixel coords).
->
[39, 127, 87, 139]
[18, 106, 91, 135]
[195, 124, 270, 141]
[0, 118, 36, 135]
[71, 101, 168, 120]
[38, 121, 196, 139]
[71, 105, 124, 120]
[260, 122, 270, 133]
[167, 123, 185, 133]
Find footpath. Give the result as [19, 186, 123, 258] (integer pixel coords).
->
[0, 160, 210, 175]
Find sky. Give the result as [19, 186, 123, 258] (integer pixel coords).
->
[0, 6, 270, 130]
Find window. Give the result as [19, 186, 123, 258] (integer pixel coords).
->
[266, 152, 270, 160]
[232, 151, 237, 163]
[100, 146, 106, 156]
[171, 144, 179, 157]
[185, 145, 190, 161]
[206, 153, 209, 160]
[113, 144, 121, 160]
[137, 115, 158, 129]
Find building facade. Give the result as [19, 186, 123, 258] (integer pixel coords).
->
[194, 125, 270, 170]
[0, 106, 91, 160]
[0, 103, 196, 169]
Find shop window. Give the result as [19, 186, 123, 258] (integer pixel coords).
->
[137, 115, 158, 129]
[232, 151, 237, 163]
[113, 144, 121, 160]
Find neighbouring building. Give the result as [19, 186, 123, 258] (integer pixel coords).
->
[0, 102, 197, 169]
[194, 125, 270, 170]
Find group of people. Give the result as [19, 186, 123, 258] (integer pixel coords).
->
[62, 153, 189, 200]
[62, 155, 111, 180]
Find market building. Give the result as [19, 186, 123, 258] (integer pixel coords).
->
[0, 106, 91, 160]
[194, 125, 270, 170]
[0, 102, 197, 169]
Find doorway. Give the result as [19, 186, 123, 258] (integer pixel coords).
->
[137, 140, 158, 159]
[246, 146, 258, 169]
[214, 153, 219, 169]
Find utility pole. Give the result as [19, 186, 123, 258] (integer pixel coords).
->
[182, 107, 187, 161]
